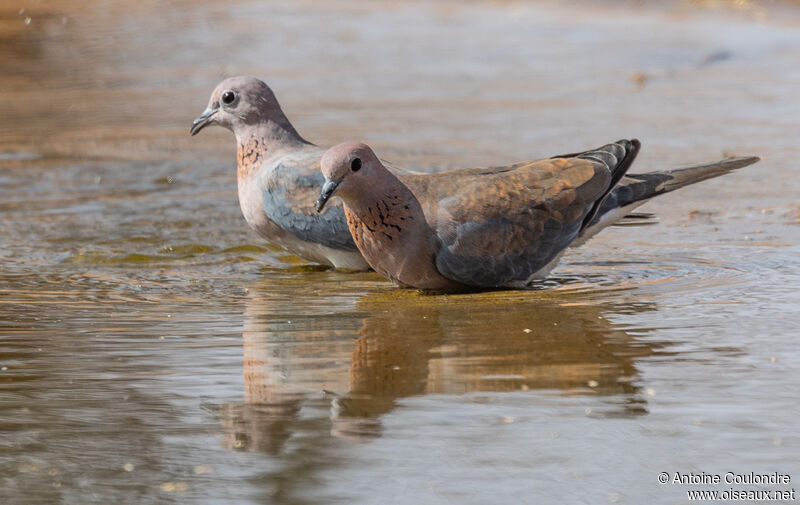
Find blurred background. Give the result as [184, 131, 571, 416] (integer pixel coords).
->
[1, 1, 798, 504]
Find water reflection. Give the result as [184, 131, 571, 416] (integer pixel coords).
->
[221, 281, 671, 452]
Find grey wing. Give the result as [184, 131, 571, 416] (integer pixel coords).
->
[435, 211, 584, 288]
[432, 158, 611, 287]
[262, 162, 358, 252]
[553, 139, 641, 230]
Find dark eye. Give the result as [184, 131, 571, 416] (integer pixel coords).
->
[351, 158, 361, 172]
[221, 91, 236, 105]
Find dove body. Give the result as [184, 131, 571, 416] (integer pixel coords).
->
[191, 77, 375, 270]
[317, 142, 759, 292]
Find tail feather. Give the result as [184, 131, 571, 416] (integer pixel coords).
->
[630, 156, 759, 195]
[596, 156, 759, 221]
[576, 155, 760, 243]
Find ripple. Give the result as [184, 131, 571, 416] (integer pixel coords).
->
[535, 251, 747, 300]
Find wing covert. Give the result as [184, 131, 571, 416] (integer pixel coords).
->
[432, 158, 611, 287]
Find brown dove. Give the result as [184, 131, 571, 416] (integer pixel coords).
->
[190, 76, 412, 270]
[316, 141, 759, 292]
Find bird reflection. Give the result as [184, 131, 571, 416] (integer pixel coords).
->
[220, 277, 671, 453]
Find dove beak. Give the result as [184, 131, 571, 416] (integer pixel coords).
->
[190, 107, 217, 136]
[315, 179, 341, 213]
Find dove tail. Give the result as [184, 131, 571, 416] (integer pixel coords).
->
[575, 155, 760, 244]
[607, 155, 759, 209]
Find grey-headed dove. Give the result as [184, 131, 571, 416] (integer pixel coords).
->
[316, 141, 759, 292]
[191, 76, 413, 269]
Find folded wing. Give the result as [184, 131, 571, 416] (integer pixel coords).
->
[263, 159, 359, 252]
[431, 140, 639, 287]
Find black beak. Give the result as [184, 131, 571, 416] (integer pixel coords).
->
[190, 107, 217, 136]
[315, 179, 340, 213]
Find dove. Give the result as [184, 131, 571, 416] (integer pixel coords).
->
[316, 141, 759, 292]
[191, 76, 414, 270]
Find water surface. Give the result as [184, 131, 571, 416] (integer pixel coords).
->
[1, 1, 799, 503]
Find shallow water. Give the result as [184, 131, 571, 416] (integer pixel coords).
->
[1, 0, 799, 503]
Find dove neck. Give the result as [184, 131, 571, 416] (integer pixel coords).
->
[238, 117, 307, 147]
[235, 120, 309, 178]
[342, 172, 465, 292]
[343, 172, 425, 230]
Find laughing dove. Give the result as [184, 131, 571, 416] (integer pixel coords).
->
[191, 76, 412, 270]
[316, 141, 759, 292]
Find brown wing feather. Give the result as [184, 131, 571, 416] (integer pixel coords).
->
[406, 157, 612, 287]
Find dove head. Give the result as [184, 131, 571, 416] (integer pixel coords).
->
[315, 142, 383, 213]
[190, 76, 301, 142]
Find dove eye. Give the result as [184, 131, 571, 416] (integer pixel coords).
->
[351, 158, 362, 172]
[221, 91, 236, 105]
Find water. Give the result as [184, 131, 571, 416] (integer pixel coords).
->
[1, 1, 799, 503]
